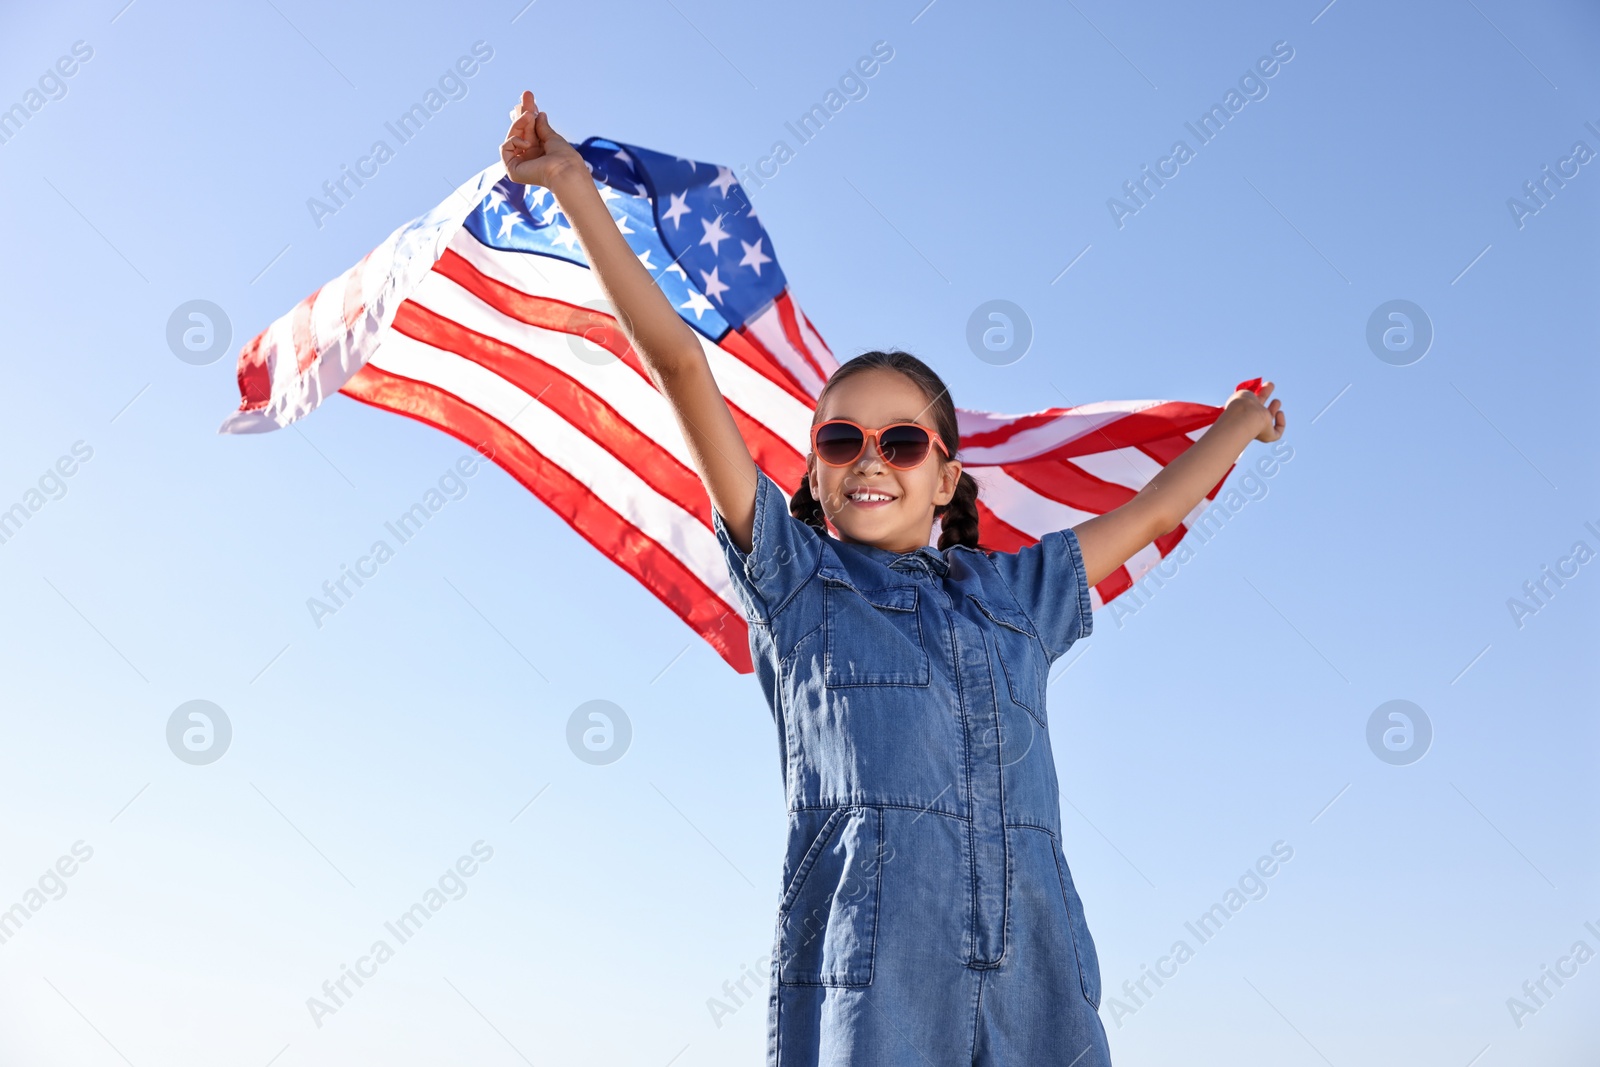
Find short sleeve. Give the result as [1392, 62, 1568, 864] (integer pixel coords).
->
[711, 467, 823, 625]
[987, 527, 1094, 661]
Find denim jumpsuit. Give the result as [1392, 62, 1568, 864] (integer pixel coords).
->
[712, 468, 1112, 1067]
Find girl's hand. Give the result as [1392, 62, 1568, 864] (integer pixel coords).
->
[1224, 379, 1286, 442]
[502, 90, 584, 188]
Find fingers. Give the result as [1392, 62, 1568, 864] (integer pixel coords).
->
[508, 90, 537, 129]
[506, 109, 540, 147]
[538, 109, 569, 144]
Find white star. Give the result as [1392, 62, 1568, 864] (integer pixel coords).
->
[486, 185, 509, 213]
[497, 210, 519, 239]
[699, 266, 730, 303]
[661, 191, 691, 230]
[636, 248, 655, 270]
[738, 237, 772, 276]
[665, 259, 688, 280]
[599, 184, 623, 204]
[612, 211, 633, 236]
[675, 155, 699, 172]
[710, 165, 737, 198]
[680, 288, 715, 320]
[699, 213, 731, 255]
[615, 148, 635, 168]
[553, 223, 581, 251]
[538, 201, 563, 225]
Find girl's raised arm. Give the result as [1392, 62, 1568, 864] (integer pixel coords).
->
[1071, 382, 1286, 588]
[502, 90, 761, 553]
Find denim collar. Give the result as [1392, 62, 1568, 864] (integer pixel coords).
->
[835, 537, 952, 577]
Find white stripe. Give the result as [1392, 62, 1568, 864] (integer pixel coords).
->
[968, 464, 1097, 537]
[309, 270, 351, 372]
[796, 305, 838, 374]
[1120, 542, 1166, 589]
[1179, 492, 1235, 538]
[406, 270, 699, 470]
[743, 299, 829, 397]
[449, 227, 604, 308]
[957, 400, 1174, 465]
[366, 331, 743, 616]
[1069, 445, 1165, 493]
[252, 314, 298, 419]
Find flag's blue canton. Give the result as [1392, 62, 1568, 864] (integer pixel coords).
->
[461, 167, 729, 340]
[604, 139, 787, 332]
[460, 138, 785, 341]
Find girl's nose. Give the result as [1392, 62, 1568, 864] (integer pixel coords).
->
[853, 435, 886, 470]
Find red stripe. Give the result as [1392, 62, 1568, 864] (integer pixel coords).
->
[1053, 402, 1221, 458]
[235, 260, 367, 415]
[428, 249, 808, 489]
[1152, 524, 1188, 558]
[721, 324, 818, 406]
[798, 306, 834, 363]
[337, 362, 756, 676]
[969, 493, 1138, 608]
[390, 299, 714, 528]
[435, 246, 618, 341]
[1135, 431, 1198, 468]
[235, 330, 271, 412]
[775, 291, 829, 385]
[962, 400, 1221, 453]
[969, 490, 1115, 562]
[962, 409, 1082, 451]
[1000, 456, 1138, 519]
[1094, 564, 1133, 604]
[971, 497, 1033, 554]
[439, 246, 819, 415]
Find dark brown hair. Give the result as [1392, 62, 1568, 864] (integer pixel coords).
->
[789, 350, 986, 553]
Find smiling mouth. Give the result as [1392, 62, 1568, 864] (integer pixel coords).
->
[845, 487, 897, 506]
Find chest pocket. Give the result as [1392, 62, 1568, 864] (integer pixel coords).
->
[968, 593, 1047, 727]
[819, 567, 929, 688]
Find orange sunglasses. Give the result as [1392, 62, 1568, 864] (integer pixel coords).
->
[810, 419, 951, 470]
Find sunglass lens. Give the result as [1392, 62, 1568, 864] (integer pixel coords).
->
[880, 425, 932, 468]
[815, 422, 866, 465]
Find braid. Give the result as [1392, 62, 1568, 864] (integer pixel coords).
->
[790, 478, 831, 536]
[935, 469, 984, 552]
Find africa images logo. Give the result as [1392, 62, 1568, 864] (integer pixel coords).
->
[1106, 40, 1295, 229]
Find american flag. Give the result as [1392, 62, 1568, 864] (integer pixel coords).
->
[219, 137, 1245, 675]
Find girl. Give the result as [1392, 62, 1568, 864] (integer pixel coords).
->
[502, 90, 1285, 1067]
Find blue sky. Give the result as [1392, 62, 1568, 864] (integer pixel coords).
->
[1, 0, 1596, 1064]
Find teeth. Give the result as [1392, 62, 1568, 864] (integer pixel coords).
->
[849, 490, 892, 502]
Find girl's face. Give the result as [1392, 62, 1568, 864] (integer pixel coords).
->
[806, 367, 962, 554]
